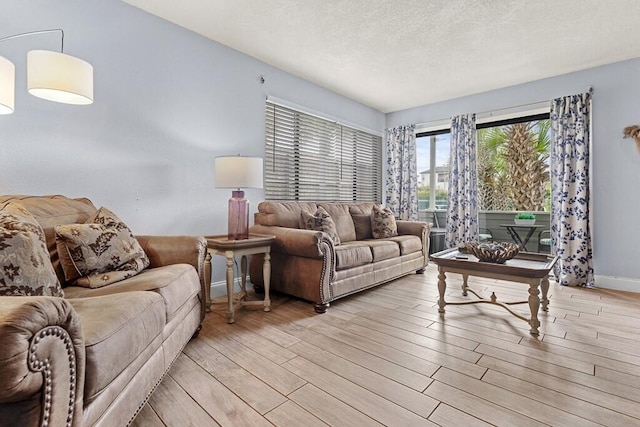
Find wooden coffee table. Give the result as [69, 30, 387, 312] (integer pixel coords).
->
[430, 248, 558, 335]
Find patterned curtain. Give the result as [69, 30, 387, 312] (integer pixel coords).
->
[385, 125, 418, 220]
[445, 114, 479, 248]
[550, 92, 594, 287]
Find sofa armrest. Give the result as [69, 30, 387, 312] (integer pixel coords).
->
[136, 235, 208, 322]
[136, 235, 207, 272]
[0, 296, 85, 427]
[250, 224, 333, 259]
[397, 220, 429, 238]
[397, 220, 431, 263]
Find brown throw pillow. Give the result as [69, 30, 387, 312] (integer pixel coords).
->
[300, 206, 341, 245]
[352, 213, 373, 240]
[55, 207, 149, 288]
[0, 202, 63, 297]
[371, 205, 398, 239]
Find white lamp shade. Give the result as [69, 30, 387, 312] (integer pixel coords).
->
[0, 56, 15, 115]
[215, 156, 264, 189]
[27, 50, 93, 105]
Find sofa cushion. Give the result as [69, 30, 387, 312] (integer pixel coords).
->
[366, 240, 401, 262]
[68, 291, 165, 403]
[0, 202, 63, 297]
[318, 203, 357, 242]
[0, 195, 98, 285]
[256, 201, 318, 228]
[55, 207, 150, 288]
[335, 241, 373, 270]
[351, 214, 373, 240]
[63, 264, 200, 322]
[371, 205, 398, 239]
[386, 235, 423, 255]
[300, 206, 341, 245]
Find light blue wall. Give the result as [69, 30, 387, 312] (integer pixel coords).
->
[388, 59, 640, 288]
[0, 1, 385, 284]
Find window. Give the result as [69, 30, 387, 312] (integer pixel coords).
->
[477, 114, 551, 211]
[265, 101, 382, 202]
[416, 131, 451, 211]
[416, 113, 550, 213]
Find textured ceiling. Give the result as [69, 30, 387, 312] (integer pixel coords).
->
[122, 0, 640, 113]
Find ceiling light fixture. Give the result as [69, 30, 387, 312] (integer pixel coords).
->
[0, 29, 93, 114]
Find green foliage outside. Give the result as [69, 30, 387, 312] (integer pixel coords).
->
[477, 119, 551, 212]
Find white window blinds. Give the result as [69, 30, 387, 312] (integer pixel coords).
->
[265, 101, 382, 202]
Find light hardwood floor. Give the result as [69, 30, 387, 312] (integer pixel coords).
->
[132, 264, 640, 426]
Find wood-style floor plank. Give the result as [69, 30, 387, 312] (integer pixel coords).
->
[287, 340, 438, 417]
[134, 264, 640, 427]
[167, 354, 272, 426]
[264, 401, 329, 427]
[423, 380, 546, 427]
[282, 356, 434, 426]
[433, 367, 602, 427]
[287, 384, 383, 426]
[147, 375, 219, 427]
[427, 403, 493, 427]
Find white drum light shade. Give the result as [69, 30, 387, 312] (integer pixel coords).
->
[0, 56, 15, 115]
[27, 50, 93, 105]
[214, 156, 264, 189]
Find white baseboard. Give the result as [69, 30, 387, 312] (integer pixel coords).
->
[594, 275, 640, 292]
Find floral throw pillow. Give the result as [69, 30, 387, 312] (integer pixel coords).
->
[300, 206, 341, 245]
[55, 207, 150, 288]
[0, 202, 63, 297]
[371, 205, 398, 239]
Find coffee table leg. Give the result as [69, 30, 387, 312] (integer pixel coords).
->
[461, 274, 468, 296]
[540, 277, 550, 312]
[528, 280, 540, 335]
[438, 269, 447, 313]
[263, 250, 271, 312]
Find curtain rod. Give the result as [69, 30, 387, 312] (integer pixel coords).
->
[414, 86, 593, 128]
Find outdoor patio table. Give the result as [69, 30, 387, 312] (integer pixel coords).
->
[499, 224, 546, 251]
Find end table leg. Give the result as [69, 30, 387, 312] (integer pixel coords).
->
[540, 277, 550, 312]
[241, 255, 248, 293]
[263, 250, 271, 312]
[437, 269, 447, 313]
[528, 281, 540, 335]
[204, 252, 212, 312]
[225, 252, 235, 323]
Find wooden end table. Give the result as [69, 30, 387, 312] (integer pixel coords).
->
[205, 234, 275, 323]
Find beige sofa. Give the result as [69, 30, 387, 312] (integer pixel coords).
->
[0, 195, 207, 427]
[249, 202, 430, 312]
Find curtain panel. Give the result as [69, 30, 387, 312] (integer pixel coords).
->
[385, 125, 418, 220]
[445, 114, 479, 248]
[550, 92, 595, 287]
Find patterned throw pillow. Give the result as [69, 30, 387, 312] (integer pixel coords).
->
[300, 206, 341, 245]
[0, 202, 63, 297]
[55, 207, 150, 288]
[371, 205, 398, 239]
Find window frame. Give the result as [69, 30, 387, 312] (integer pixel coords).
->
[416, 112, 551, 212]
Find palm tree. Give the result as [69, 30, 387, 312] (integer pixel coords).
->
[477, 127, 512, 211]
[477, 120, 550, 211]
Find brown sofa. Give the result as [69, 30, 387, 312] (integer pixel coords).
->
[0, 195, 207, 427]
[249, 202, 430, 312]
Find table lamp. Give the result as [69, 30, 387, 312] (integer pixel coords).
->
[214, 155, 263, 240]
